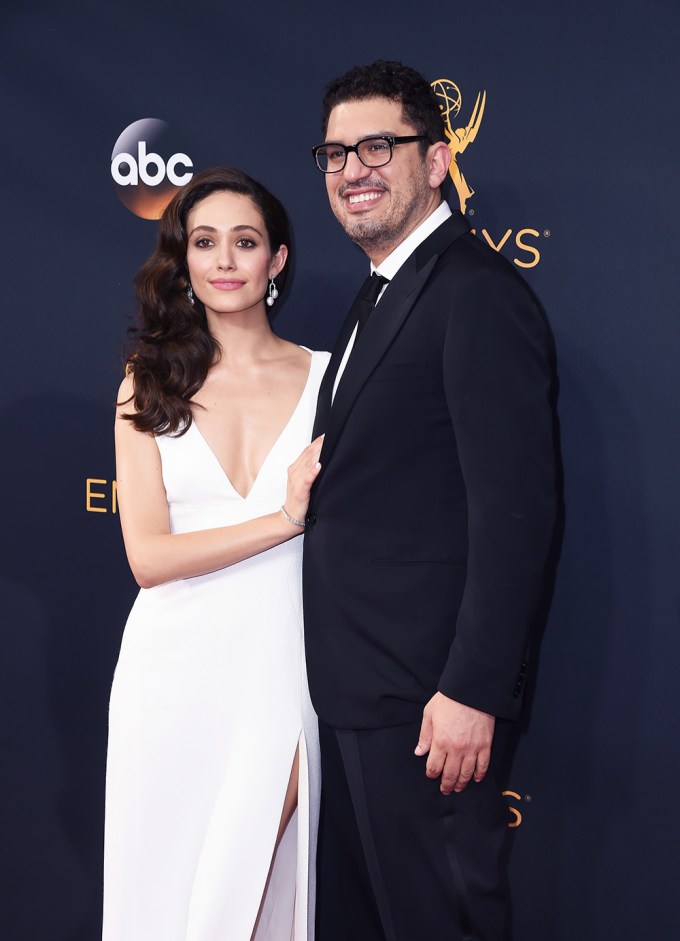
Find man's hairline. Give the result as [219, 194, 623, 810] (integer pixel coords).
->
[323, 95, 417, 137]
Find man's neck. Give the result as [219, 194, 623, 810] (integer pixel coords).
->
[366, 193, 443, 268]
[369, 201, 452, 279]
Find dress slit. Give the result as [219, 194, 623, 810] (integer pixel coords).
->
[252, 731, 310, 940]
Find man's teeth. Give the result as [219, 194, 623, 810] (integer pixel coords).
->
[348, 192, 382, 204]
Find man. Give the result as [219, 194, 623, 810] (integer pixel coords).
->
[303, 60, 557, 940]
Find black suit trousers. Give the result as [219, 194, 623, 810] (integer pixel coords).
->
[316, 720, 512, 941]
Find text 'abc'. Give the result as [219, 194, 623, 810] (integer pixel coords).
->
[111, 142, 193, 187]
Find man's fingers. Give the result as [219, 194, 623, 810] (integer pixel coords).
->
[434, 748, 488, 794]
[425, 743, 446, 779]
[439, 753, 459, 795]
[473, 749, 491, 783]
[451, 755, 476, 794]
[438, 750, 475, 795]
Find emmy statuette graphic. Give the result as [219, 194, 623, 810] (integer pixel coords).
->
[431, 79, 486, 214]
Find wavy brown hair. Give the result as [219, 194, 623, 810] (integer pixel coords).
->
[121, 167, 291, 435]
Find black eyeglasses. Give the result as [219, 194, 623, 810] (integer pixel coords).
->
[312, 135, 428, 173]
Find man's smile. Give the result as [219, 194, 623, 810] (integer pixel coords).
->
[338, 181, 389, 213]
[348, 192, 383, 205]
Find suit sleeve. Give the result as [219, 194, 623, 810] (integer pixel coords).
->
[438, 263, 557, 720]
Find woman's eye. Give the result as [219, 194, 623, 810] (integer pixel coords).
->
[236, 237, 256, 248]
[195, 237, 213, 248]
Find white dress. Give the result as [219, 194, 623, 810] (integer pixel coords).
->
[103, 350, 330, 941]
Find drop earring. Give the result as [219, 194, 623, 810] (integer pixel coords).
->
[187, 285, 194, 305]
[266, 278, 279, 307]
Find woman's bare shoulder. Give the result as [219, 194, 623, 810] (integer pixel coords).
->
[116, 371, 137, 417]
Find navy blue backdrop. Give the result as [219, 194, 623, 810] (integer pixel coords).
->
[2, 1, 679, 938]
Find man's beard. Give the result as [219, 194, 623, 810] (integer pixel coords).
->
[335, 169, 431, 257]
[341, 211, 402, 255]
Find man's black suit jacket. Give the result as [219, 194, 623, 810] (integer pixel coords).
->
[303, 211, 557, 730]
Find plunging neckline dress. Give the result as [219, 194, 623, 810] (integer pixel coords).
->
[103, 349, 330, 941]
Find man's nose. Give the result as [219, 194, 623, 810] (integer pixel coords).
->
[343, 150, 371, 182]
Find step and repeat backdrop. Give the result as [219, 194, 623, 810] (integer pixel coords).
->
[2, 1, 679, 938]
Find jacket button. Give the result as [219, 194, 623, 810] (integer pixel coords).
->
[306, 514, 316, 526]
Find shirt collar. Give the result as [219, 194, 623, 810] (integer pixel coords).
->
[371, 200, 452, 280]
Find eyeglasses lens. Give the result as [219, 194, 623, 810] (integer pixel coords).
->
[315, 138, 392, 173]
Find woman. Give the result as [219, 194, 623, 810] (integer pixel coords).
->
[103, 168, 329, 941]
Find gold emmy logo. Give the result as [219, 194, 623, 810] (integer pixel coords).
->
[431, 79, 486, 214]
[431, 76, 548, 269]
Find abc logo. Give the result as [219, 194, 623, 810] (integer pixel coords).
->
[111, 118, 193, 220]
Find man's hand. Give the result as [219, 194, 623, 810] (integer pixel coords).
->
[414, 693, 496, 795]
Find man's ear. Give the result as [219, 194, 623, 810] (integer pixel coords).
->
[427, 141, 451, 190]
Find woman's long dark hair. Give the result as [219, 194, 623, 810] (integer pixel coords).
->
[121, 167, 291, 435]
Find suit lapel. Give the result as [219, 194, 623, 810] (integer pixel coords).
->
[314, 212, 470, 484]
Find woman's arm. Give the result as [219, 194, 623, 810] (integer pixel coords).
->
[115, 375, 321, 589]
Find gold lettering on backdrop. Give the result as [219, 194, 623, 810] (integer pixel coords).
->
[502, 790, 523, 828]
[513, 229, 541, 268]
[86, 478, 107, 513]
[481, 228, 513, 253]
[470, 228, 543, 268]
[431, 79, 486, 215]
[85, 478, 118, 514]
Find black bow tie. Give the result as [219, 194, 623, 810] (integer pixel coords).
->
[355, 273, 389, 340]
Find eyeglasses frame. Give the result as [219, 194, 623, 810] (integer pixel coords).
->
[311, 134, 429, 173]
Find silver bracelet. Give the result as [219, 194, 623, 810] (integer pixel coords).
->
[280, 505, 305, 528]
